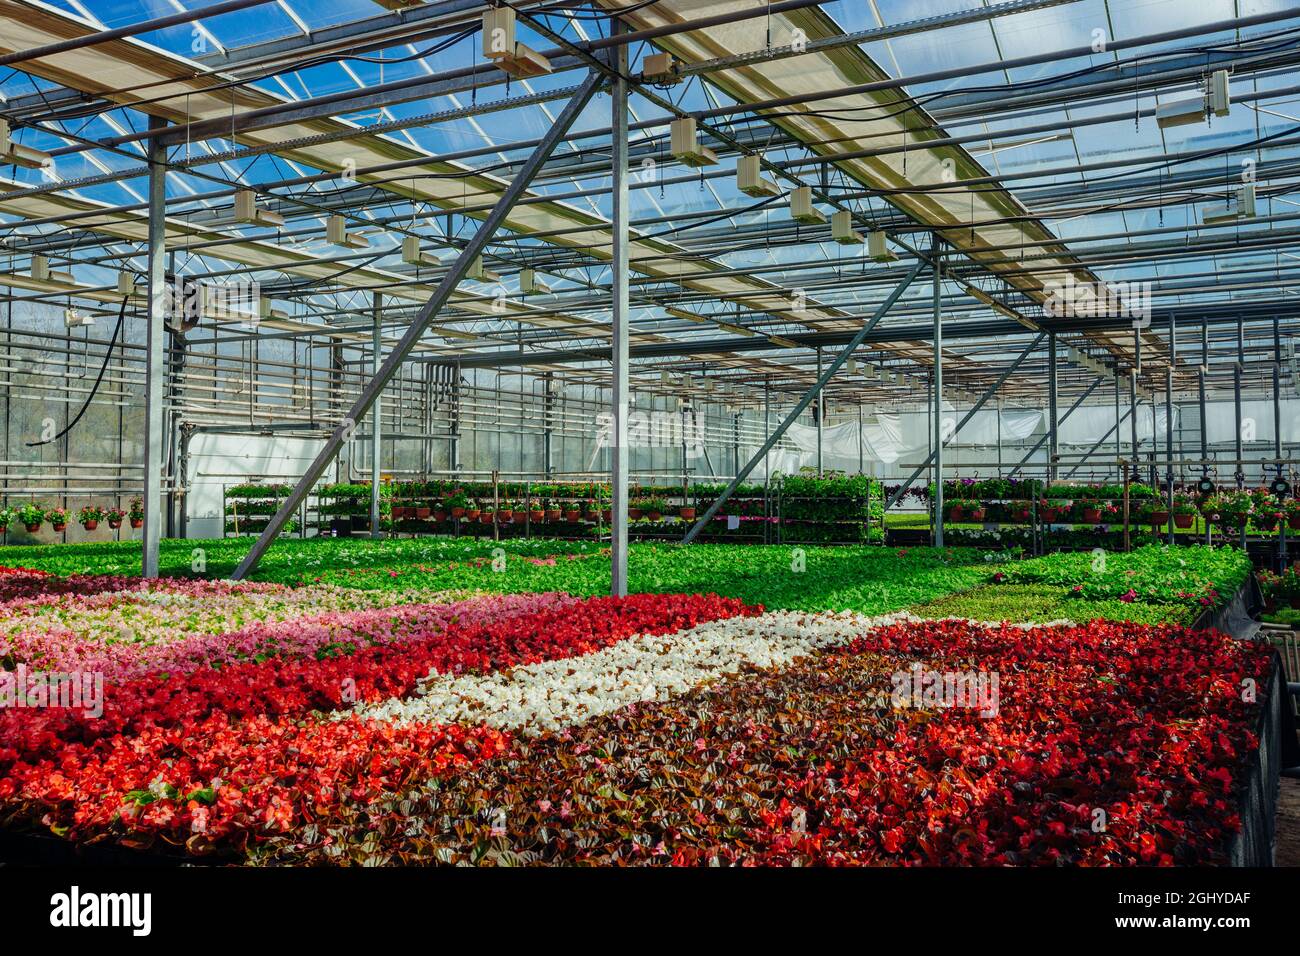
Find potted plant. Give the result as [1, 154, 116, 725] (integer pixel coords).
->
[627, 499, 643, 520]
[544, 498, 562, 523]
[1171, 495, 1197, 529]
[679, 501, 696, 521]
[104, 506, 126, 530]
[1255, 504, 1283, 532]
[563, 501, 581, 522]
[1148, 499, 1170, 527]
[966, 500, 987, 522]
[18, 502, 45, 534]
[641, 498, 665, 522]
[464, 499, 481, 521]
[527, 498, 544, 523]
[1009, 500, 1032, 522]
[1037, 498, 1062, 522]
[0, 506, 12, 535]
[498, 499, 514, 523]
[78, 505, 105, 531]
[945, 499, 972, 522]
[128, 498, 144, 529]
[1079, 501, 1103, 524]
[1203, 491, 1252, 529]
[1285, 499, 1300, 531]
[446, 490, 469, 519]
[47, 507, 69, 532]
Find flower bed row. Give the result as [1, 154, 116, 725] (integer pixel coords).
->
[0, 553, 1270, 864]
[254, 616, 1271, 866]
[0, 590, 754, 854]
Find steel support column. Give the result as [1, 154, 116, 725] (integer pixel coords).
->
[932, 251, 944, 548]
[231, 70, 603, 580]
[142, 130, 167, 578]
[1235, 315, 1245, 489]
[610, 32, 630, 597]
[1047, 332, 1059, 482]
[370, 293, 383, 540]
[1166, 314, 1176, 546]
[682, 258, 929, 545]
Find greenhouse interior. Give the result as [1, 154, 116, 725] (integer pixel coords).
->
[0, 0, 1299, 906]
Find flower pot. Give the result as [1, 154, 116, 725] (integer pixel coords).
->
[463, 509, 479, 521]
[946, 508, 965, 522]
[1012, 509, 1030, 522]
[478, 512, 494, 525]
[601, 509, 612, 522]
[545, 509, 562, 522]
[498, 510, 513, 522]
[52, 523, 67, 532]
[1149, 511, 1170, 527]
[628, 507, 642, 520]
[1040, 508, 1060, 522]
[391, 506, 408, 519]
[24, 523, 40, 534]
[583, 511, 598, 522]
[130, 518, 143, 529]
[450, 507, 465, 519]
[679, 507, 696, 521]
[564, 509, 581, 522]
[645, 511, 663, 522]
[1173, 513, 1194, 529]
[966, 508, 986, 522]
[1081, 508, 1102, 524]
[82, 520, 98, 531]
[528, 510, 544, 523]
[434, 510, 449, 522]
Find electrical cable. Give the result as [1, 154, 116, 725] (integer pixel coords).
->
[26, 294, 128, 448]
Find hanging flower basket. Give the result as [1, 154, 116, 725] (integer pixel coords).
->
[1080, 507, 1102, 524]
[679, 506, 696, 521]
[564, 509, 581, 522]
[478, 511, 494, 525]
[1173, 513, 1195, 529]
[1149, 510, 1170, 527]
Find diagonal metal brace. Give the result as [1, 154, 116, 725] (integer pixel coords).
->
[885, 331, 1047, 511]
[1007, 374, 1104, 478]
[681, 258, 929, 545]
[232, 70, 604, 580]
